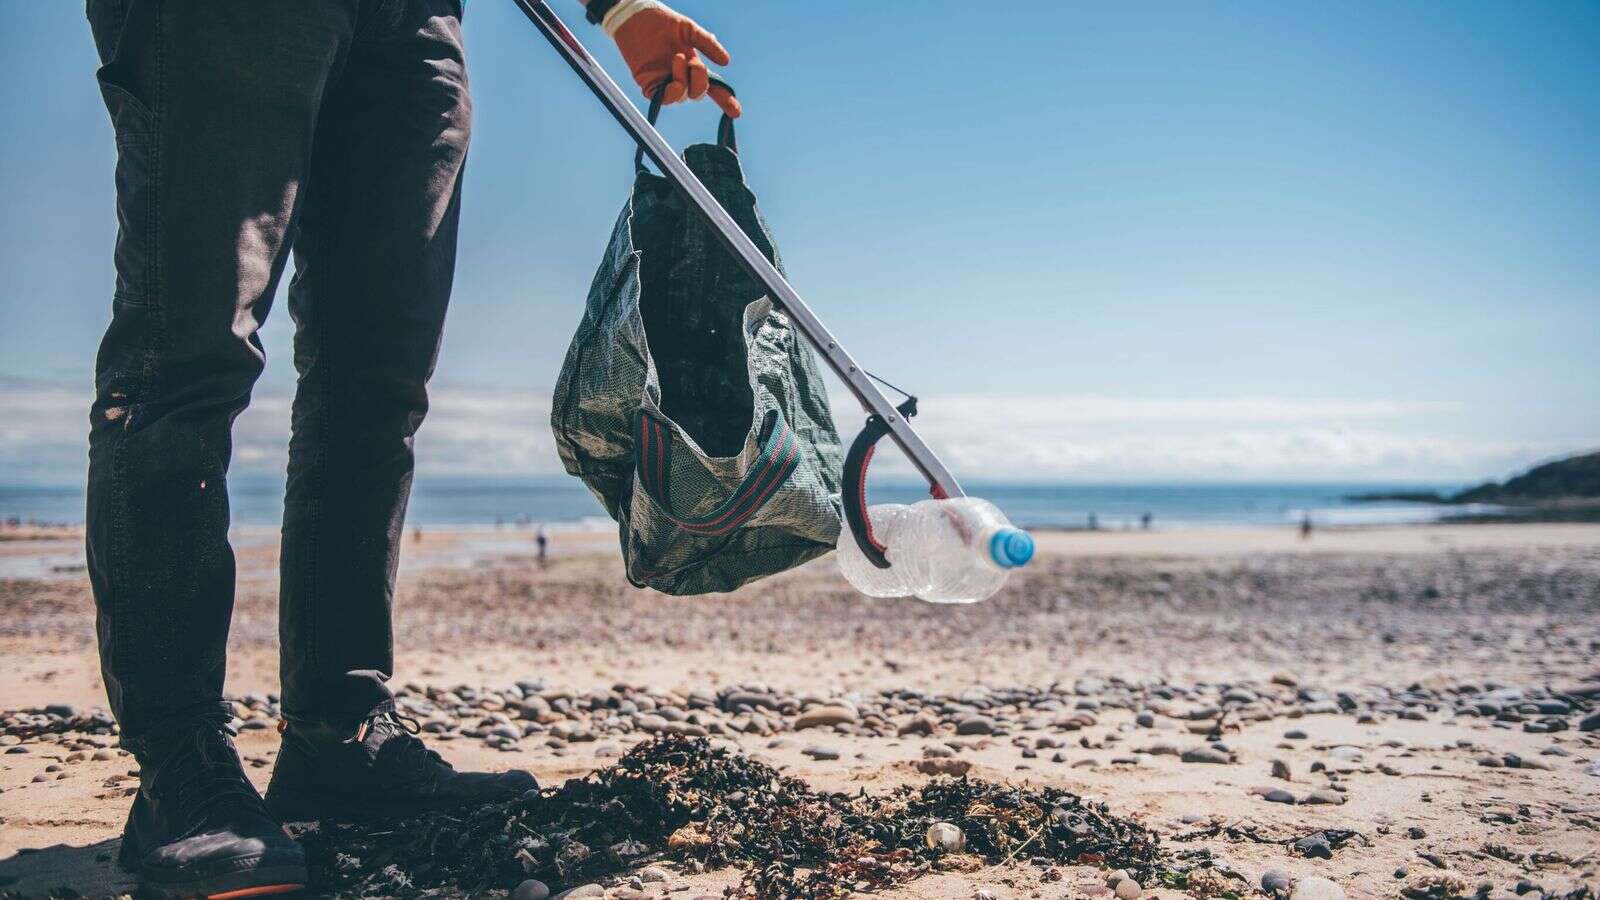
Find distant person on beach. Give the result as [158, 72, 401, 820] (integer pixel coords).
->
[1301, 513, 1314, 540]
[537, 522, 550, 565]
[80, 1, 738, 894]
[1141, 512, 1152, 530]
[1088, 512, 1099, 531]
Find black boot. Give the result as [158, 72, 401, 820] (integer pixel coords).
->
[119, 721, 307, 899]
[265, 706, 539, 821]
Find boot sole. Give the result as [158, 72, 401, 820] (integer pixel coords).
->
[121, 831, 307, 899]
[210, 884, 307, 900]
[136, 860, 307, 899]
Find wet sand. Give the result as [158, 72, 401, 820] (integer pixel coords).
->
[2, 523, 1598, 898]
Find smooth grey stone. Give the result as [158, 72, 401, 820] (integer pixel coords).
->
[1181, 746, 1231, 764]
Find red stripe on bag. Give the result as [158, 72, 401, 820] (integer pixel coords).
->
[638, 415, 656, 493]
[677, 429, 799, 535]
[676, 427, 791, 532]
[653, 419, 667, 498]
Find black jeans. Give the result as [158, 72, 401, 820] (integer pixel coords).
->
[84, 0, 471, 757]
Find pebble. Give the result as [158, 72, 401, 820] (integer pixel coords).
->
[721, 691, 776, 711]
[955, 714, 996, 735]
[512, 879, 551, 900]
[639, 866, 669, 882]
[917, 757, 972, 776]
[1114, 879, 1141, 899]
[1293, 834, 1333, 859]
[557, 886, 605, 899]
[794, 705, 856, 729]
[800, 745, 840, 761]
[1271, 758, 1292, 780]
[1181, 746, 1231, 764]
[1262, 868, 1291, 896]
[1289, 876, 1346, 900]
[1264, 789, 1296, 804]
[926, 821, 966, 852]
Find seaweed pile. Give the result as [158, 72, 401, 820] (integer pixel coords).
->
[299, 736, 1164, 898]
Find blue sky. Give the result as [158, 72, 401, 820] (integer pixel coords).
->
[2, 1, 1597, 484]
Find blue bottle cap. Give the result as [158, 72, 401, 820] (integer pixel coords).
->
[990, 528, 1035, 568]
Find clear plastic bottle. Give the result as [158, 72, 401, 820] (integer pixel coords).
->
[835, 503, 922, 597]
[837, 498, 1033, 603]
[903, 497, 1034, 603]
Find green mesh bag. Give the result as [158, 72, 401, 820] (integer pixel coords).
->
[550, 98, 843, 595]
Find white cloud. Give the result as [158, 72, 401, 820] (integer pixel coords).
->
[860, 393, 1538, 482]
[0, 376, 1588, 484]
[0, 378, 90, 480]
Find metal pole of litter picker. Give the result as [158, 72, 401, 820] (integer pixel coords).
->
[512, 0, 965, 500]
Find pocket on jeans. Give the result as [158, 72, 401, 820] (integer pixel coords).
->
[88, 0, 157, 134]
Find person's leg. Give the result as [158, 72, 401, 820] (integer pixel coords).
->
[276, 0, 470, 729]
[267, 0, 536, 819]
[83, 0, 354, 892]
[85, 0, 353, 762]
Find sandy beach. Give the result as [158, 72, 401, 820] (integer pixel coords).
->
[2, 522, 1598, 899]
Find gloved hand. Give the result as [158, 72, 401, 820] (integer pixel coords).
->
[602, 0, 741, 118]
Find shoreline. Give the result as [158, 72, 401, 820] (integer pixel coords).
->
[6, 520, 1600, 582]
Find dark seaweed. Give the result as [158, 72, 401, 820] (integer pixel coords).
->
[298, 736, 1164, 898]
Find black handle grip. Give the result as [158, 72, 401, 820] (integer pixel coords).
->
[636, 75, 737, 172]
[841, 398, 922, 569]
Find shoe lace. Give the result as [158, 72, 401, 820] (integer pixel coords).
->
[346, 710, 454, 784]
[161, 721, 268, 828]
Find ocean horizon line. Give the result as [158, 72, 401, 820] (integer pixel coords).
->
[2, 477, 1479, 532]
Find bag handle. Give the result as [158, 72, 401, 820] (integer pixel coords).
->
[634, 408, 800, 535]
[635, 75, 737, 173]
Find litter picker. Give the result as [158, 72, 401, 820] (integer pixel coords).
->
[513, 0, 964, 569]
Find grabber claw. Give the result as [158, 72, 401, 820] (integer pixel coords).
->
[842, 398, 947, 569]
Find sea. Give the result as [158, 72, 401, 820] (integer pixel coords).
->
[0, 476, 1498, 531]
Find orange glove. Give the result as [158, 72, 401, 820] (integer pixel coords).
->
[602, 0, 741, 118]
